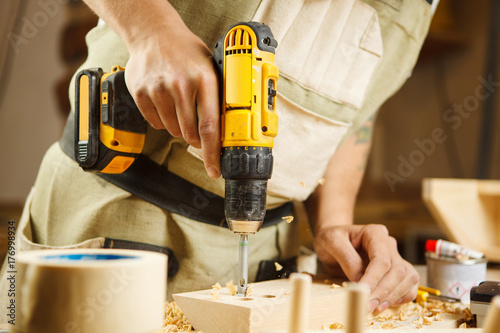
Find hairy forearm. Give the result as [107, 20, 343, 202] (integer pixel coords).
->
[305, 117, 374, 234]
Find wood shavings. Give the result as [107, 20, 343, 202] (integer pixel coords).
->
[381, 322, 398, 329]
[422, 315, 433, 325]
[412, 316, 423, 329]
[300, 181, 307, 188]
[282, 215, 294, 223]
[376, 313, 394, 322]
[226, 280, 237, 296]
[211, 282, 222, 300]
[317, 178, 326, 185]
[245, 283, 254, 297]
[163, 301, 197, 332]
[463, 307, 472, 321]
[274, 262, 283, 271]
[330, 283, 342, 289]
[361, 297, 470, 330]
[321, 322, 344, 329]
[458, 322, 467, 328]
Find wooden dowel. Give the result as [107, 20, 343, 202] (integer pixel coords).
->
[346, 283, 369, 333]
[287, 273, 312, 333]
[483, 295, 500, 333]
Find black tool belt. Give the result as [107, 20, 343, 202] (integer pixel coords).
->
[59, 113, 293, 228]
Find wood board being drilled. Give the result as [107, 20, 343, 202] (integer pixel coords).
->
[173, 279, 464, 333]
[260, 328, 487, 333]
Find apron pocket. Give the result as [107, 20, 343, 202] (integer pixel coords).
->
[17, 189, 106, 251]
[268, 93, 351, 201]
[253, 0, 383, 110]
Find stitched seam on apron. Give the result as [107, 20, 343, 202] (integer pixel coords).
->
[250, 0, 264, 20]
[375, 0, 402, 11]
[277, 92, 352, 127]
[280, 72, 360, 110]
[360, 14, 383, 56]
[391, 21, 422, 44]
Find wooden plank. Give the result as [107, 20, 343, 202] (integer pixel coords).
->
[261, 329, 483, 333]
[422, 178, 500, 262]
[173, 279, 463, 333]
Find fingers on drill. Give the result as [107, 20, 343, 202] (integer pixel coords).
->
[197, 76, 221, 179]
[133, 69, 221, 178]
[134, 88, 166, 131]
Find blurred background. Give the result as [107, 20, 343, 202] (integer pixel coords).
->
[0, 0, 498, 265]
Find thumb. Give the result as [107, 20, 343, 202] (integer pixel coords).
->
[315, 227, 365, 282]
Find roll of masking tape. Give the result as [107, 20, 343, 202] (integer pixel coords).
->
[14, 249, 167, 333]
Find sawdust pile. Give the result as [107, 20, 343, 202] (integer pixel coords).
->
[323, 298, 472, 330]
[163, 301, 198, 332]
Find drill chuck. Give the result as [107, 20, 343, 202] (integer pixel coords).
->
[221, 146, 273, 234]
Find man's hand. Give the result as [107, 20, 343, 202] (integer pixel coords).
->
[82, 0, 221, 178]
[314, 224, 419, 313]
[125, 26, 220, 179]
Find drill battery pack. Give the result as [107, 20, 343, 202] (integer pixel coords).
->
[74, 66, 146, 174]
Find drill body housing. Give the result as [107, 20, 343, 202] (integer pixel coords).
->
[213, 22, 279, 234]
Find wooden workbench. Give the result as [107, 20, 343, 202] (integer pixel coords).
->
[174, 265, 500, 333]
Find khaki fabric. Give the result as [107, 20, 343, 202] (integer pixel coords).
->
[0, 0, 434, 325]
[274, 0, 433, 141]
[254, 0, 383, 110]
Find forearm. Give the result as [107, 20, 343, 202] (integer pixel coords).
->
[82, 0, 187, 49]
[305, 116, 374, 234]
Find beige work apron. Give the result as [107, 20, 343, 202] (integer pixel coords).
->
[0, 0, 433, 326]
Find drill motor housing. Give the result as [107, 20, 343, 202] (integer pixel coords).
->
[213, 22, 279, 233]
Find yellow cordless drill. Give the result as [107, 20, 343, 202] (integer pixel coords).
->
[74, 22, 279, 296]
[214, 22, 279, 296]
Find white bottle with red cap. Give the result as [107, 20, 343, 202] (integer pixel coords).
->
[426, 239, 484, 259]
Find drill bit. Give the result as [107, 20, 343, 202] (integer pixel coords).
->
[237, 233, 249, 296]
